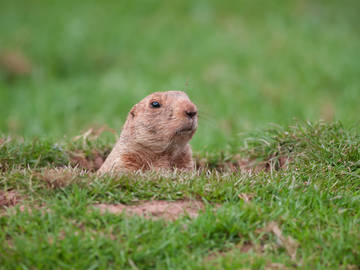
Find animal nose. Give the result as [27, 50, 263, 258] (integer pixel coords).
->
[185, 110, 197, 118]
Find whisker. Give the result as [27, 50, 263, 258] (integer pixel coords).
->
[197, 110, 216, 124]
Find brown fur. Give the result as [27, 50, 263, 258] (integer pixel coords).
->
[98, 91, 198, 174]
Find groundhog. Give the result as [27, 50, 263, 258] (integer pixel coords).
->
[98, 91, 198, 174]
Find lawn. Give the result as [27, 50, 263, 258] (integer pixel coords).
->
[1, 0, 360, 269]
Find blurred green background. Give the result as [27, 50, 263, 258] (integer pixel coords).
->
[0, 0, 359, 151]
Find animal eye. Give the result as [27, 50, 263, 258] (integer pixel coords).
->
[150, 101, 161, 108]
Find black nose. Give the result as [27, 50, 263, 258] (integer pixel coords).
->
[185, 110, 197, 118]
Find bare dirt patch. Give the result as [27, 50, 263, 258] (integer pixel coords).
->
[0, 190, 22, 208]
[93, 200, 205, 221]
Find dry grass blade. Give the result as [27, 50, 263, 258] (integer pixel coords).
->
[0, 190, 22, 208]
[260, 222, 299, 262]
[72, 125, 117, 142]
[36, 167, 83, 188]
[238, 193, 254, 203]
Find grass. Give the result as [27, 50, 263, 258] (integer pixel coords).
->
[1, 121, 360, 269]
[1, 0, 360, 268]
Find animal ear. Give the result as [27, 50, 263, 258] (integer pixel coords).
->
[130, 104, 137, 118]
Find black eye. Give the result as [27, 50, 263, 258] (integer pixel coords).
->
[150, 101, 161, 108]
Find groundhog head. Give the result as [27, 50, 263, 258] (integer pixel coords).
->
[122, 91, 198, 153]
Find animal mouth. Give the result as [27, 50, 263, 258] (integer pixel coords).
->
[176, 124, 196, 135]
[178, 127, 193, 133]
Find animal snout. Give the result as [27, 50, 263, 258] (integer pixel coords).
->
[185, 110, 197, 119]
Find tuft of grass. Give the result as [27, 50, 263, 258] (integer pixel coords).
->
[0, 138, 69, 171]
[240, 121, 360, 174]
[0, 136, 112, 171]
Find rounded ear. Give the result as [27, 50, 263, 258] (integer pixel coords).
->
[130, 104, 137, 118]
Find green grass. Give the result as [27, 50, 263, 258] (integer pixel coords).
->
[1, 0, 360, 268]
[1, 121, 360, 269]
